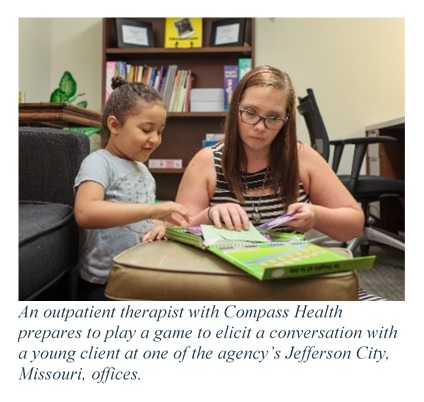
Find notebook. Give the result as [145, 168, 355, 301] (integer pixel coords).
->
[165, 224, 375, 281]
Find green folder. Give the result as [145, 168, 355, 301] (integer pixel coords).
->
[165, 226, 375, 281]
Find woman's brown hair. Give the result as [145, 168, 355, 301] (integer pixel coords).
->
[222, 65, 299, 207]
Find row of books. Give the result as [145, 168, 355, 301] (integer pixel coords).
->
[105, 61, 193, 112]
[105, 57, 252, 112]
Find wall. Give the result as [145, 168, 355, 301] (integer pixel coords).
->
[19, 18, 52, 103]
[19, 18, 102, 109]
[255, 18, 405, 159]
[19, 17, 404, 174]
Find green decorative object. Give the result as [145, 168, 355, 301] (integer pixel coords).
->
[50, 71, 87, 108]
[65, 126, 102, 152]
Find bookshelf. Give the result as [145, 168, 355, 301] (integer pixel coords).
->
[102, 18, 255, 200]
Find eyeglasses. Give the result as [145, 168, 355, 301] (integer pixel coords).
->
[238, 106, 288, 130]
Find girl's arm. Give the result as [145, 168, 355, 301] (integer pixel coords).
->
[74, 181, 190, 229]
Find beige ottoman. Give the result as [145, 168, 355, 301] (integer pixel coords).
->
[105, 240, 358, 301]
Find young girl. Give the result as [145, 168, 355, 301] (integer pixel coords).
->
[175, 65, 364, 241]
[74, 77, 191, 300]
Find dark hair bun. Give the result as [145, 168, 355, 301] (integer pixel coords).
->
[111, 76, 128, 90]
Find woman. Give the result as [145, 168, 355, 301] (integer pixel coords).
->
[175, 65, 363, 242]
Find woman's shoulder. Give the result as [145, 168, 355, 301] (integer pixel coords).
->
[194, 144, 215, 161]
[184, 145, 215, 173]
[297, 141, 325, 162]
[297, 140, 313, 154]
[297, 140, 334, 187]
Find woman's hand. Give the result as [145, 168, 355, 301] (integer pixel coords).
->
[207, 203, 250, 231]
[284, 203, 317, 233]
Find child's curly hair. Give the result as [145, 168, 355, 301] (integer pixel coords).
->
[101, 76, 165, 140]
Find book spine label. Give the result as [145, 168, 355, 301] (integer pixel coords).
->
[262, 257, 375, 280]
[223, 65, 238, 112]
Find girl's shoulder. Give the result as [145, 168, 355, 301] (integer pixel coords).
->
[83, 148, 110, 161]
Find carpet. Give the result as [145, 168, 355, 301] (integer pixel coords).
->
[358, 288, 387, 301]
[355, 244, 405, 301]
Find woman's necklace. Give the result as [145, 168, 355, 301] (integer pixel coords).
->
[243, 168, 269, 225]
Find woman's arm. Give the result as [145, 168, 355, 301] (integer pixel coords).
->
[287, 143, 364, 242]
[174, 147, 216, 226]
[175, 147, 249, 230]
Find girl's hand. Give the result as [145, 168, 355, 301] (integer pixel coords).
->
[207, 203, 250, 231]
[151, 202, 191, 226]
[141, 220, 166, 243]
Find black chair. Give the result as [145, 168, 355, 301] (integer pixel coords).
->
[19, 127, 90, 300]
[297, 88, 405, 256]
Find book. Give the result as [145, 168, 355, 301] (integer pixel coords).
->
[116, 61, 127, 80]
[202, 139, 221, 147]
[126, 63, 134, 82]
[169, 69, 182, 111]
[154, 65, 167, 92]
[205, 133, 225, 141]
[183, 70, 193, 112]
[178, 70, 190, 112]
[165, 224, 375, 281]
[223, 65, 238, 111]
[238, 58, 252, 80]
[136, 65, 145, 83]
[173, 69, 187, 112]
[164, 18, 203, 48]
[161, 64, 178, 109]
[104, 61, 116, 102]
[202, 133, 225, 147]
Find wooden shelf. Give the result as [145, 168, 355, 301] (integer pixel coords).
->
[19, 102, 101, 128]
[149, 168, 184, 174]
[106, 46, 252, 56]
[102, 18, 254, 200]
[167, 112, 227, 118]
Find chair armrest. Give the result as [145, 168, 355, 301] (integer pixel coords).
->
[342, 135, 397, 145]
[328, 139, 345, 172]
[329, 136, 397, 171]
[19, 127, 90, 206]
[343, 135, 397, 192]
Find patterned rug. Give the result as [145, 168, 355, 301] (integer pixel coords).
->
[358, 288, 387, 301]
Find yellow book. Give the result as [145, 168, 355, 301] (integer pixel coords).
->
[164, 18, 202, 48]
